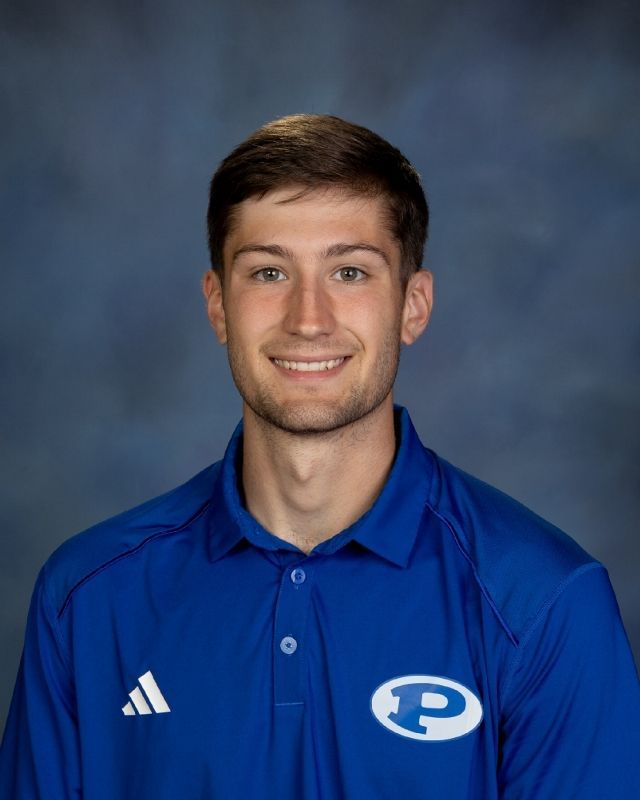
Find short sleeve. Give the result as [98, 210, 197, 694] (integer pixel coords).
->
[0, 566, 82, 799]
[498, 564, 640, 799]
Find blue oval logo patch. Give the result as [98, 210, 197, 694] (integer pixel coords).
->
[370, 674, 483, 741]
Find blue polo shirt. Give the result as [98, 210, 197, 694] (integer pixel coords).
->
[2, 407, 639, 798]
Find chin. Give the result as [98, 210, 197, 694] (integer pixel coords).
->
[247, 393, 389, 435]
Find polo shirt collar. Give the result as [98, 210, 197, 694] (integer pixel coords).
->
[207, 406, 434, 568]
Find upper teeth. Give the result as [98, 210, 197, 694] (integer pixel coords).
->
[273, 358, 345, 372]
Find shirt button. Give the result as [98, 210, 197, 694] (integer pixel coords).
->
[290, 568, 306, 585]
[280, 636, 298, 655]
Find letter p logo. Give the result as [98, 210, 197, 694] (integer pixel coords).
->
[371, 675, 483, 741]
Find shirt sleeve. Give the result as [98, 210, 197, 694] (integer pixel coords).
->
[0, 567, 82, 799]
[498, 564, 640, 799]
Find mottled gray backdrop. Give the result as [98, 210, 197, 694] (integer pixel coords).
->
[1, 0, 639, 728]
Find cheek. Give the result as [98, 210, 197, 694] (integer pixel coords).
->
[225, 296, 279, 348]
[337, 293, 402, 337]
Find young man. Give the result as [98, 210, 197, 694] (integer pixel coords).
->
[1, 115, 639, 798]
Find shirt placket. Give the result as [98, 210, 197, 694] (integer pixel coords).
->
[273, 558, 314, 706]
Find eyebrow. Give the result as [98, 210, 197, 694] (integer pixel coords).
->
[322, 242, 391, 267]
[231, 244, 295, 264]
[231, 242, 391, 267]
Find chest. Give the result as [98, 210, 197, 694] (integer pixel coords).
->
[67, 549, 506, 799]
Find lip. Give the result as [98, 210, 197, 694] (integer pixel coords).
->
[270, 355, 351, 379]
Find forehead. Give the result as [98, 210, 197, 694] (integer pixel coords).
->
[223, 186, 399, 263]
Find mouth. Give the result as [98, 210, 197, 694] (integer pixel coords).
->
[271, 356, 348, 373]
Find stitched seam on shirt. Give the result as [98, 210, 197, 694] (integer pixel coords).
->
[42, 570, 74, 677]
[414, 498, 433, 562]
[424, 501, 519, 647]
[499, 561, 604, 706]
[57, 503, 211, 619]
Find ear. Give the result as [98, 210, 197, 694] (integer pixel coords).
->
[202, 270, 227, 344]
[400, 269, 433, 345]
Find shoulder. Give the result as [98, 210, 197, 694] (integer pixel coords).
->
[41, 462, 221, 616]
[425, 450, 599, 644]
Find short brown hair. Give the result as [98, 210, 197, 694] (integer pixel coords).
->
[207, 114, 429, 285]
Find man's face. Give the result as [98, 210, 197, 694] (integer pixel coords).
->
[205, 186, 432, 434]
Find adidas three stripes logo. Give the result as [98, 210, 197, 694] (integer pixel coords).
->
[122, 670, 171, 716]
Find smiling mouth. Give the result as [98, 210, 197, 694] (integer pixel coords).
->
[271, 357, 347, 372]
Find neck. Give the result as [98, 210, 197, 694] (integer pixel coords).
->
[241, 398, 397, 553]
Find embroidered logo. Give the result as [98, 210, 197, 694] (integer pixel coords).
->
[370, 674, 482, 741]
[122, 670, 171, 716]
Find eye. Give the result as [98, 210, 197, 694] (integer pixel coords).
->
[253, 267, 286, 282]
[335, 266, 366, 282]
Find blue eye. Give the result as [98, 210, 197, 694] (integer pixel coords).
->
[336, 266, 365, 282]
[254, 267, 285, 282]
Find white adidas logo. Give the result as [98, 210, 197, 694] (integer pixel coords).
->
[122, 670, 171, 716]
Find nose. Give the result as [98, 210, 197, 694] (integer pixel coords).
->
[283, 279, 336, 339]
